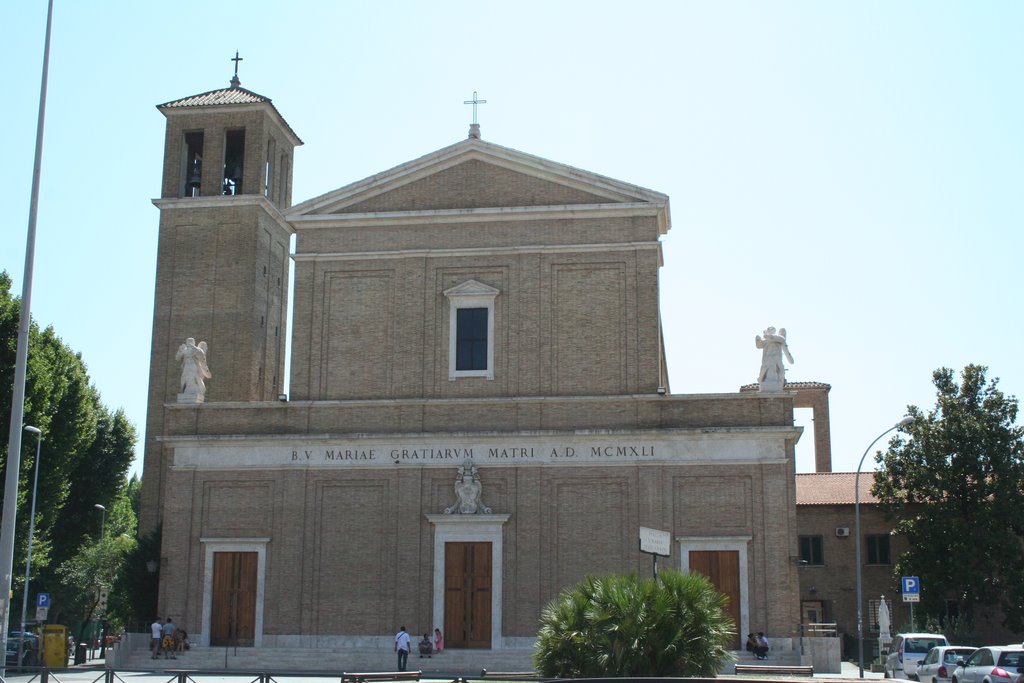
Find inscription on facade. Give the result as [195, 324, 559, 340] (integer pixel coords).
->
[290, 444, 653, 463]
[174, 431, 790, 470]
[290, 444, 654, 464]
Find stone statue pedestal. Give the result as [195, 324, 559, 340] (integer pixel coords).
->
[177, 392, 205, 404]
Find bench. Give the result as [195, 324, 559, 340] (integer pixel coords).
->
[341, 672, 422, 683]
[480, 670, 542, 680]
[734, 664, 814, 676]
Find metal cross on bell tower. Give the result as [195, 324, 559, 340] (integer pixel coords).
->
[230, 50, 243, 88]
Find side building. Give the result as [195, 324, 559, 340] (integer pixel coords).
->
[139, 77, 804, 651]
[795, 472, 908, 658]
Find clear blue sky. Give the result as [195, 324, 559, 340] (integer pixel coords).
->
[2, 1, 1021, 476]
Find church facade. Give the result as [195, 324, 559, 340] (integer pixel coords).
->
[139, 79, 804, 650]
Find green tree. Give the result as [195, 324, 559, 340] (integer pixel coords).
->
[533, 570, 734, 677]
[56, 531, 135, 639]
[1, 271, 137, 630]
[873, 364, 1024, 629]
[109, 525, 159, 631]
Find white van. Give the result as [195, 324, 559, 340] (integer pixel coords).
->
[885, 633, 949, 679]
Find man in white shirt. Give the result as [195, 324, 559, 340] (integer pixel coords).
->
[394, 626, 411, 671]
[150, 619, 163, 659]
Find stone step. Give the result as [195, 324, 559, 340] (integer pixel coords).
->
[114, 644, 799, 674]
[117, 646, 535, 674]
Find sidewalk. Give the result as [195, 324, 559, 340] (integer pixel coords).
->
[2, 655, 889, 682]
[820, 660, 887, 679]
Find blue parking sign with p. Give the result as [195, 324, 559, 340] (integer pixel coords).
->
[902, 576, 919, 594]
[37, 593, 50, 608]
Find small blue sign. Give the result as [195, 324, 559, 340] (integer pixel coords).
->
[37, 593, 50, 608]
[901, 576, 920, 594]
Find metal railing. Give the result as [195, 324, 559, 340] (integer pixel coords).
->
[803, 622, 838, 637]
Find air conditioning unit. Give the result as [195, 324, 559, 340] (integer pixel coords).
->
[836, 527, 851, 537]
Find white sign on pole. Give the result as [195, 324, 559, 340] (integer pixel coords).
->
[901, 576, 920, 602]
[639, 526, 671, 557]
[35, 606, 48, 621]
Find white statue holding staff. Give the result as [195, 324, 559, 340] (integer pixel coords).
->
[176, 337, 212, 402]
[755, 326, 793, 392]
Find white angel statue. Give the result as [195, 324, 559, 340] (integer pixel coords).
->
[755, 326, 794, 392]
[176, 337, 212, 401]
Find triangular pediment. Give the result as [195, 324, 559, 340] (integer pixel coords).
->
[287, 138, 667, 217]
[443, 279, 500, 299]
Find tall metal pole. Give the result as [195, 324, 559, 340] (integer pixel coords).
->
[856, 416, 913, 678]
[93, 502, 107, 657]
[1, 2, 55, 677]
[18, 427, 43, 670]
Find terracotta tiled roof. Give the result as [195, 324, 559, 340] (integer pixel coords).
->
[796, 472, 879, 505]
[157, 85, 302, 145]
[158, 86, 271, 109]
[740, 381, 832, 392]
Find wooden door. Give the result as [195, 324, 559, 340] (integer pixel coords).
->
[802, 600, 824, 626]
[444, 542, 492, 648]
[211, 552, 257, 646]
[689, 550, 741, 649]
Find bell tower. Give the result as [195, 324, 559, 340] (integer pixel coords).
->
[139, 68, 302, 532]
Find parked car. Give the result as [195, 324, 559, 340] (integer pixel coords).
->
[886, 633, 950, 679]
[5, 631, 39, 668]
[951, 646, 1024, 683]
[919, 646, 978, 683]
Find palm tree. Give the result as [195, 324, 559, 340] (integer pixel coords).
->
[534, 570, 734, 677]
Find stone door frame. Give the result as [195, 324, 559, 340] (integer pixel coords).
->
[199, 537, 269, 647]
[677, 535, 752, 641]
[426, 514, 509, 649]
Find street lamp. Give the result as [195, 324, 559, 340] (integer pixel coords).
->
[94, 504, 106, 539]
[856, 416, 914, 678]
[18, 425, 42, 670]
[92, 503, 107, 660]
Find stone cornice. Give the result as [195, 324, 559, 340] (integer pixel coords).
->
[291, 240, 663, 262]
[288, 201, 669, 234]
[158, 425, 803, 444]
[153, 194, 294, 235]
[163, 390, 794, 410]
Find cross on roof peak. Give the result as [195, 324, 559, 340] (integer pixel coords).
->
[463, 91, 487, 139]
[230, 50, 243, 88]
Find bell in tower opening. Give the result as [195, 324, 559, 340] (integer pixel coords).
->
[223, 129, 245, 195]
[183, 131, 203, 197]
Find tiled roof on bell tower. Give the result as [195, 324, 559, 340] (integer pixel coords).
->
[157, 85, 302, 145]
[158, 85, 271, 109]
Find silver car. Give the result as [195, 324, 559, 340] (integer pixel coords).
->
[918, 646, 978, 683]
[952, 647, 1024, 683]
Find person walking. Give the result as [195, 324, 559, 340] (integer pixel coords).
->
[394, 626, 411, 671]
